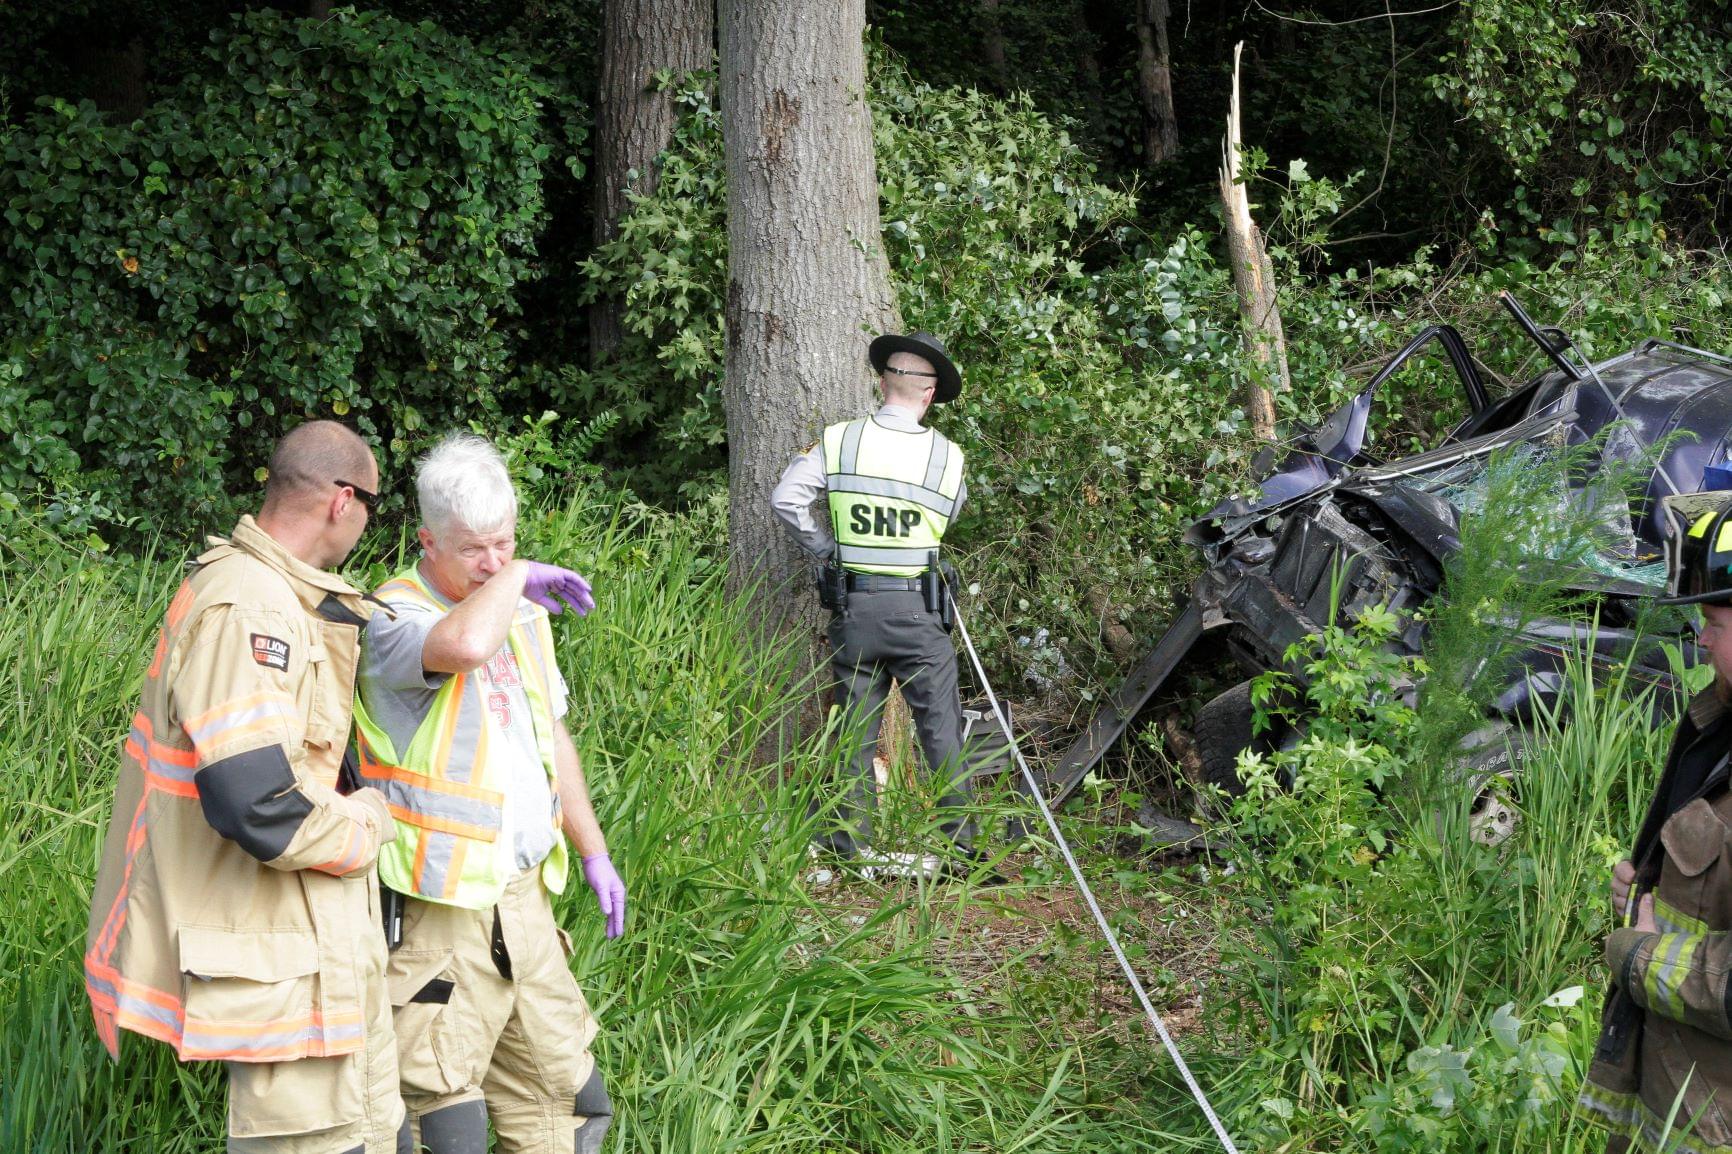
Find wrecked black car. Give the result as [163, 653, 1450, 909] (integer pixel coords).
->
[1048, 294, 1732, 844]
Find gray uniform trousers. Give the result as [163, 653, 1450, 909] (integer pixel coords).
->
[820, 587, 972, 857]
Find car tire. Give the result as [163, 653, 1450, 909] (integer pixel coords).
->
[1194, 680, 1280, 801]
[1457, 722, 1533, 848]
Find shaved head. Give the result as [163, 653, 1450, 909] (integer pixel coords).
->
[262, 421, 376, 508]
[882, 350, 938, 405]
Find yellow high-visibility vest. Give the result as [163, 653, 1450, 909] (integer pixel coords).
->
[823, 416, 964, 576]
[352, 567, 569, 909]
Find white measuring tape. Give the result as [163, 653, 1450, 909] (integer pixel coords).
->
[952, 606, 1240, 1154]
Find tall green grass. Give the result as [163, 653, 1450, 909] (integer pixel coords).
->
[0, 496, 1163, 1151]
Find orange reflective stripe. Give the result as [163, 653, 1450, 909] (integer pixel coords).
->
[311, 821, 365, 876]
[87, 785, 151, 989]
[184, 690, 295, 754]
[146, 583, 195, 682]
[164, 580, 195, 629]
[412, 825, 431, 892]
[180, 1009, 365, 1061]
[125, 713, 202, 798]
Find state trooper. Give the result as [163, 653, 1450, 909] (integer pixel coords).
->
[85, 421, 407, 1153]
[771, 331, 996, 881]
[354, 432, 619, 1154]
[1582, 490, 1732, 1152]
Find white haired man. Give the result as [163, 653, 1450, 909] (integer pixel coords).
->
[354, 433, 621, 1154]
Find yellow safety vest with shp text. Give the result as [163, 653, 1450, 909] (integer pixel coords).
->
[352, 567, 569, 910]
[823, 416, 964, 576]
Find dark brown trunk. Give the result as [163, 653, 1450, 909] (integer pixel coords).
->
[980, 0, 1008, 91]
[307, 0, 333, 18]
[719, 0, 899, 746]
[74, 36, 148, 120]
[1135, 0, 1179, 165]
[590, 0, 714, 364]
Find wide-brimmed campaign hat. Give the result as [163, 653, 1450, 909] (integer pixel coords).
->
[868, 331, 961, 403]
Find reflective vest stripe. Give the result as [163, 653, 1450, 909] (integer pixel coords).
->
[833, 544, 939, 569]
[839, 419, 865, 473]
[827, 473, 959, 518]
[923, 435, 950, 491]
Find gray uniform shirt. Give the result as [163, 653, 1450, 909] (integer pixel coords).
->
[361, 576, 570, 874]
[769, 403, 968, 559]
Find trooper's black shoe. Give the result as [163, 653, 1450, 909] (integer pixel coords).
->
[938, 850, 1009, 887]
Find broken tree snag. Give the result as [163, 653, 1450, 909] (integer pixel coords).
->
[1218, 41, 1288, 443]
[1135, 0, 1178, 166]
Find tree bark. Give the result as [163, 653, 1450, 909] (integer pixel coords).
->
[1135, 0, 1178, 166]
[1218, 42, 1286, 442]
[719, 0, 899, 741]
[590, 0, 715, 364]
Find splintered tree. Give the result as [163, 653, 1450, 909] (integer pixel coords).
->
[1219, 42, 1287, 442]
[591, 0, 714, 363]
[718, 0, 898, 727]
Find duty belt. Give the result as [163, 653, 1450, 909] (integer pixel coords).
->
[843, 573, 923, 592]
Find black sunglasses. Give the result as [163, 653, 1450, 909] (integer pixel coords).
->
[882, 365, 938, 380]
[334, 479, 380, 510]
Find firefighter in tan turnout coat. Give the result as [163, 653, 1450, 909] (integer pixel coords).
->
[1583, 491, 1732, 1154]
[84, 422, 408, 1153]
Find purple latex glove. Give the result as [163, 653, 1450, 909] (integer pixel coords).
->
[523, 561, 595, 616]
[582, 853, 626, 939]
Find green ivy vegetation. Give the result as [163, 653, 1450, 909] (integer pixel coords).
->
[1434, 0, 1731, 250]
[0, 7, 568, 536]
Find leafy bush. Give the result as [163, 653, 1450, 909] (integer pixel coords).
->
[0, 7, 561, 534]
[1433, 0, 1732, 249]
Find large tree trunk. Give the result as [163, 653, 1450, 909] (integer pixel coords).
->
[1219, 42, 1286, 442]
[590, 0, 714, 364]
[719, 0, 899, 740]
[1135, 0, 1178, 165]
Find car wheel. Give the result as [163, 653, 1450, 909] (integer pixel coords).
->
[1194, 680, 1281, 802]
[1458, 723, 1531, 848]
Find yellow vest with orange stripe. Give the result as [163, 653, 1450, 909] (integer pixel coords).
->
[353, 568, 570, 909]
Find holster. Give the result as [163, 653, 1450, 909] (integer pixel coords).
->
[920, 552, 956, 633]
[816, 563, 847, 612]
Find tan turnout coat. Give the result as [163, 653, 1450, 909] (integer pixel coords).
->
[1583, 692, 1732, 1153]
[84, 516, 393, 1064]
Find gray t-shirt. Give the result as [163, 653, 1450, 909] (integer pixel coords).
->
[362, 591, 569, 874]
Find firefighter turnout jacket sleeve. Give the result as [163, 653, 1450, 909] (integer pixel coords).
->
[1582, 690, 1732, 1153]
[85, 515, 394, 1063]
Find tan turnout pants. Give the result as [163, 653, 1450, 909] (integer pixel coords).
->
[386, 870, 604, 1153]
[226, 882, 406, 1153]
